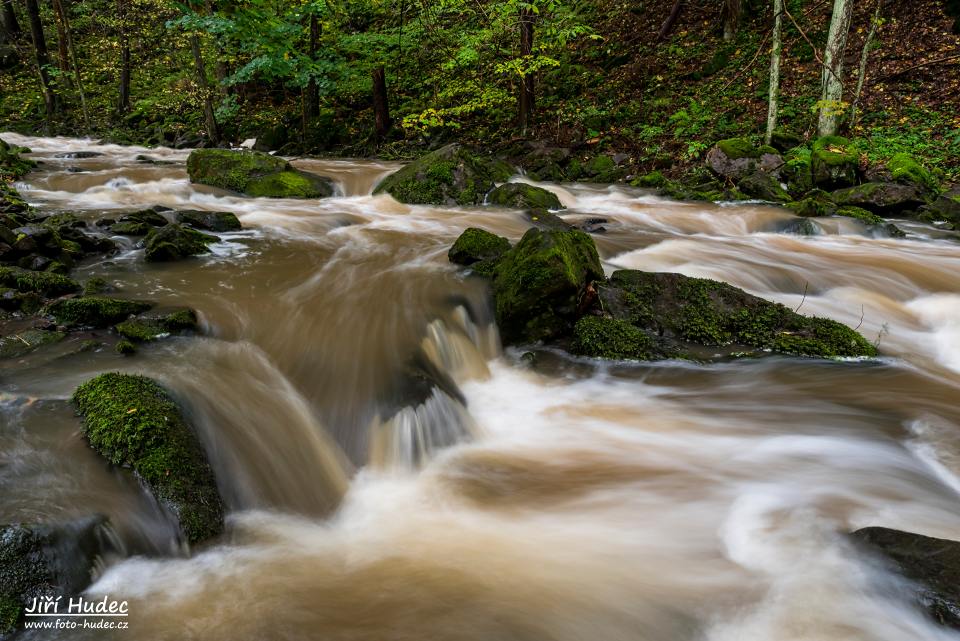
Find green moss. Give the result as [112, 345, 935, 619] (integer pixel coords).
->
[836, 206, 884, 225]
[582, 154, 622, 182]
[774, 316, 877, 358]
[448, 228, 511, 266]
[115, 307, 197, 341]
[492, 228, 604, 344]
[488, 183, 563, 210]
[144, 224, 215, 262]
[571, 316, 654, 360]
[115, 339, 136, 354]
[887, 153, 939, 194]
[0, 329, 65, 359]
[717, 138, 762, 159]
[245, 170, 333, 198]
[46, 296, 152, 327]
[737, 171, 792, 202]
[0, 267, 80, 296]
[174, 210, 241, 232]
[631, 171, 667, 188]
[186, 149, 333, 198]
[785, 190, 837, 217]
[83, 276, 110, 295]
[72, 373, 224, 544]
[811, 136, 859, 188]
[110, 221, 151, 236]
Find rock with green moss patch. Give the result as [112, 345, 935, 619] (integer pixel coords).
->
[836, 206, 884, 226]
[921, 195, 960, 228]
[571, 315, 656, 360]
[72, 373, 224, 545]
[144, 224, 216, 262]
[0, 517, 112, 636]
[581, 154, 624, 183]
[631, 171, 667, 188]
[174, 210, 241, 232]
[811, 136, 859, 189]
[115, 307, 198, 342]
[488, 183, 563, 210]
[374, 143, 513, 206]
[119, 207, 170, 227]
[448, 228, 511, 268]
[492, 228, 604, 344]
[46, 296, 152, 327]
[0, 329, 65, 359]
[785, 189, 838, 218]
[737, 171, 792, 202]
[110, 221, 152, 236]
[598, 270, 876, 358]
[832, 182, 926, 214]
[887, 153, 939, 195]
[115, 339, 136, 354]
[187, 149, 334, 198]
[0, 267, 79, 297]
[780, 218, 822, 236]
[0, 137, 37, 181]
[770, 129, 804, 152]
[83, 277, 111, 295]
[706, 138, 782, 181]
[781, 147, 813, 195]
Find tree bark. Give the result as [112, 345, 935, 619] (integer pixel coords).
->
[372, 65, 391, 142]
[766, 0, 784, 144]
[52, 0, 69, 76]
[722, 0, 741, 41]
[849, 0, 882, 128]
[1, 0, 21, 38]
[657, 0, 683, 42]
[53, 0, 88, 127]
[518, 7, 535, 133]
[117, 0, 130, 113]
[24, 0, 58, 118]
[304, 12, 319, 120]
[816, 0, 855, 137]
[189, 33, 220, 144]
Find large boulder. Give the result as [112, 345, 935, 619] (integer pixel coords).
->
[705, 138, 781, 181]
[174, 210, 241, 232]
[374, 143, 513, 206]
[487, 183, 563, 210]
[447, 228, 511, 271]
[0, 517, 113, 636]
[144, 223, 216, 262]
[920, 193, 960, 228]
[46, 296, 153, 327]
[737, 170, 792, 202]
[887, 153, 940, 195]
[832, 182, 927, 215]
[72, 373, 224, 545]
[852, 527, 960, 631]
[186, 149, 334, 198]
[491, 228, 604, 344]
[810, 136, 859, 189]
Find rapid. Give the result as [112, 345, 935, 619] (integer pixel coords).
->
[2, 132, 960, 641]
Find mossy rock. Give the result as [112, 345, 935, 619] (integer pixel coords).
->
[373, 143, 513, 206]
[492, 228, 604, 344]
[110, 220, 152, 236]
[780, 218, 822, 236]
[174, 210, 241, 232]
[887, 153, 940, 195]
[770, 129, 804, 152]
[811, 136, 859, 189]
[716, 138, 764, 160]
[831, 182, 926, 214]
[785, 189, 837, 218]
[448, 228, 511, 267]
[72, 373, 224, 545]
[571, 315, 656, 360]
[46, 296, 152, 327]
[83, 276, 111, 295]
[781, 147, 813, 195]
[0, 329, 65, 359]
[737, 171, 792, 202]
[115, 339, 136, 354]
[598, 270, 876, 358]
[119, 207, 169, 227]
[581, 154, 624, 182]
[115, 307, 198, 342]
[144, 224, 216, 262]
[631, 171, 667, 188]
[488, 183, 563, 210]
[0, 137, 37, 180]
[0, 517, 111, 636]
[186, 149, 334, 198]
[836, 206, 885, 226]
[923, 195, 960, 227]
[0, 267, 80, 297]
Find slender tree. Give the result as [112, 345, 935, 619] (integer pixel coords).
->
[372, 65, 391, 142]
[518, 5, 535, 133]
[24, 0, 58, 119]
[816, 0, 855, 137]
[189, 33, 221, 143]
[53, 0, 89, 127]
[657, 0, 684, 41]
[766, 0, 783, 144]
[849, 0, 882, 128]
[304, 12, 320, 120]
[52, 0, 70, 76]
[117, 0, 130, 113]
[722, 0, 741, 41]
[2, 0, 21, 38]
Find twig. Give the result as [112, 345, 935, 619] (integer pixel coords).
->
[854, 304, 865, 331]
[794, 282, 809, 313]
[880, 54, 960, 81]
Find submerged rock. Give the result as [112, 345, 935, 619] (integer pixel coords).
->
[491, 228, 604, 344]
[72, 373, 224, 545]
[186, 149, 334, 198]
[488, 183, 563, 210]
[143, 224, 216, 262]
[114, 307, 198, 342]
[174, 210, 241, 232]
[852, 527, 960, 630]
[374, 143, 513, 206]
[0, 328, 65, 359]
[0, 516, 113, 636]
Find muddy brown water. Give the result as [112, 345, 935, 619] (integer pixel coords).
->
[2, 133, 960, 640]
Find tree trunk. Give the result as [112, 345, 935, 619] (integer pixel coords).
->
[518, 7, 535, 134]
[2, 0, 21, 38]
[849, 0, 882, 128]
[657, 0, 684, 42]
[816, 0, 855, 137]
[766, 0, 784, 144]
[52, 0, 69, 76]
[53, 0, 88, 127]
[24, 0, 58, 118]
[722, 0, 741, 41]
[117, 0, 130, 113]
[372, 65, 392, 142]
[189, 33, 220, 144]
[304, 12, 319, 120]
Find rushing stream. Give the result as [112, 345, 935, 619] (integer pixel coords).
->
[2, 133, 960, 640]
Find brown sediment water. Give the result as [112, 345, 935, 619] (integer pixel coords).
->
[2, 132, 960, 640]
